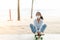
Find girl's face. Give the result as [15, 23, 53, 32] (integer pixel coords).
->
[36, 12, 41, 19]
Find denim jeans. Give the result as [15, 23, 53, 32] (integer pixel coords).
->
[30, 24, 47, 33]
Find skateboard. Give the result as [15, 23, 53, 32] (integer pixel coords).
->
[34, 33, 44, 40]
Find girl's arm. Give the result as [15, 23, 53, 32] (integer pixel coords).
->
[39, 19, 44, 32]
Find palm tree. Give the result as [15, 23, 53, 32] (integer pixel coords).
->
[18, 0, 20, 21]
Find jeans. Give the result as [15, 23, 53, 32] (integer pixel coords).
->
[30, 24, 47, 33]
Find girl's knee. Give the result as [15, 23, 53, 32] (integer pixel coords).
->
[30, 24, 33, 27]
[41, 24, 47, 32]
[43, 24, 47, 27]
[30, 24, 36, 33]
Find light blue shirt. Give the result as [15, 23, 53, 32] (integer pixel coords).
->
[34, 19, 43, 32]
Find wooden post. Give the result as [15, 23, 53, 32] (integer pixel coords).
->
[18, 0, 20, 21]
[31, 0, 34, 18]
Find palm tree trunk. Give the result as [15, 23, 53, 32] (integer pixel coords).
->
[31, 0, 34, 18]
[8, 9, 12, 21]
[18, 0, 20, 21]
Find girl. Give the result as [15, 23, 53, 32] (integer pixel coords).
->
[30, 12, 47, 36]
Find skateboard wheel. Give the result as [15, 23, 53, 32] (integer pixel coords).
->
[40, 37, 43, 40]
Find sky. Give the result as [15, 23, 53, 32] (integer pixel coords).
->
[0, 0, 60, 21]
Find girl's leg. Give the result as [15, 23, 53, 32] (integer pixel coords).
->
[41, 24, 47, 32]
[30, 24, 36, 33]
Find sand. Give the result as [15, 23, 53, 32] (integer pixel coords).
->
[0, 18, 60, 34]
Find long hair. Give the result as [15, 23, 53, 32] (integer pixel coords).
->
[36, 12, 44, 20]
[40, 16, 43, 20]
